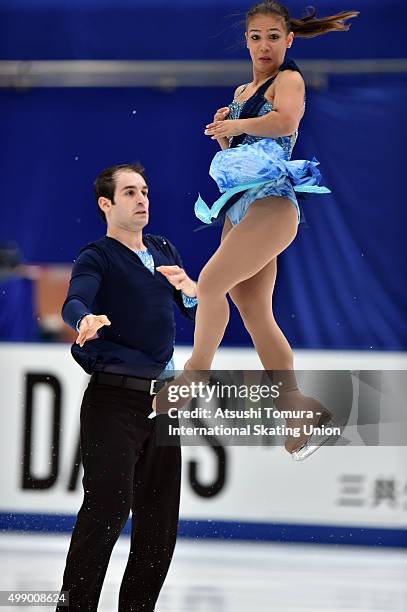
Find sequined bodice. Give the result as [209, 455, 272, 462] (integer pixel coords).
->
[228, 97, 298, 161]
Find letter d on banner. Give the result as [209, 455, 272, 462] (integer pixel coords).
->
[22, 373, 61, 490]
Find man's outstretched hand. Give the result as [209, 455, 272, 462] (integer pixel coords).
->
[76, 314, 111, 347]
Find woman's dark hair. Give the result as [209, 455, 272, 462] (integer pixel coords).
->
[94, 162, 147, 223]
[246, 1, 359, 38]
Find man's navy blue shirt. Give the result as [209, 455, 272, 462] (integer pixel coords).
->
[62, 235, 196, 378]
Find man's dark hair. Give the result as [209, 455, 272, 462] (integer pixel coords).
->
[94, 162, 147, 224]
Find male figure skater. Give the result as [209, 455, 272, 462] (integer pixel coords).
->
[57, 163, 197, 612]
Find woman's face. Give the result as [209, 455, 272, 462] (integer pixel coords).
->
[245, 13, 294, 73]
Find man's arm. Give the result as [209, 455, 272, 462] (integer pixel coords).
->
[155, 240, 197, 321]
[157, 264, 198, 321]
[62, 247, 111, 344]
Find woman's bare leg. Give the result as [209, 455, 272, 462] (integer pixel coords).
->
[228, 251, 326, 453]
[204, 207, 328, 455]
[229, 257, 294, 370]
[187, 196, 298, 371]
[220, 216, 293, 369]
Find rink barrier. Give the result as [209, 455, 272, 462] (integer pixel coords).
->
[0, 512, 405, 548]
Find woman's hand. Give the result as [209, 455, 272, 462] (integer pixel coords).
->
[204, 119, 244, 140]
[213, 106, 230, 123]
[208, 107, 232, 150]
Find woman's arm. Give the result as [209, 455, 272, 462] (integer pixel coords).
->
[243, 71, 305, 137]
[205, 72, 305, 140]
[214, 121, 230, 150]
[212, 84, 247, 149]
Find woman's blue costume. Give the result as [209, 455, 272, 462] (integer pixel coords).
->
[194, 59, 330, 226]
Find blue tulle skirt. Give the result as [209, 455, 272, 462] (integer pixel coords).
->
[194, 138, 331, 226]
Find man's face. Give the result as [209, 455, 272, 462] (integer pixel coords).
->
[101, 170, 149, 230]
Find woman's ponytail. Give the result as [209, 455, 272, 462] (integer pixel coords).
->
[246, 2, 359, 39]
[290, 6, 359, 38]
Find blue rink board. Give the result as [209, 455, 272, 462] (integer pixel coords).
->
[0, 512, 406, 548]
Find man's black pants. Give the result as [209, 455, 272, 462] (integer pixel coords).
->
[57, 378, 181, 612]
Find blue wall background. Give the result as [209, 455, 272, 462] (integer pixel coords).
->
[1, 0, 406, 350]
[1, 0, 406, 60]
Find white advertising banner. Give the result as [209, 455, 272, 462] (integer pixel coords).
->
[0, 344, 406, 545]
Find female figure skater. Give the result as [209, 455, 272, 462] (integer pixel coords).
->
[156, 1, 358, 459]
